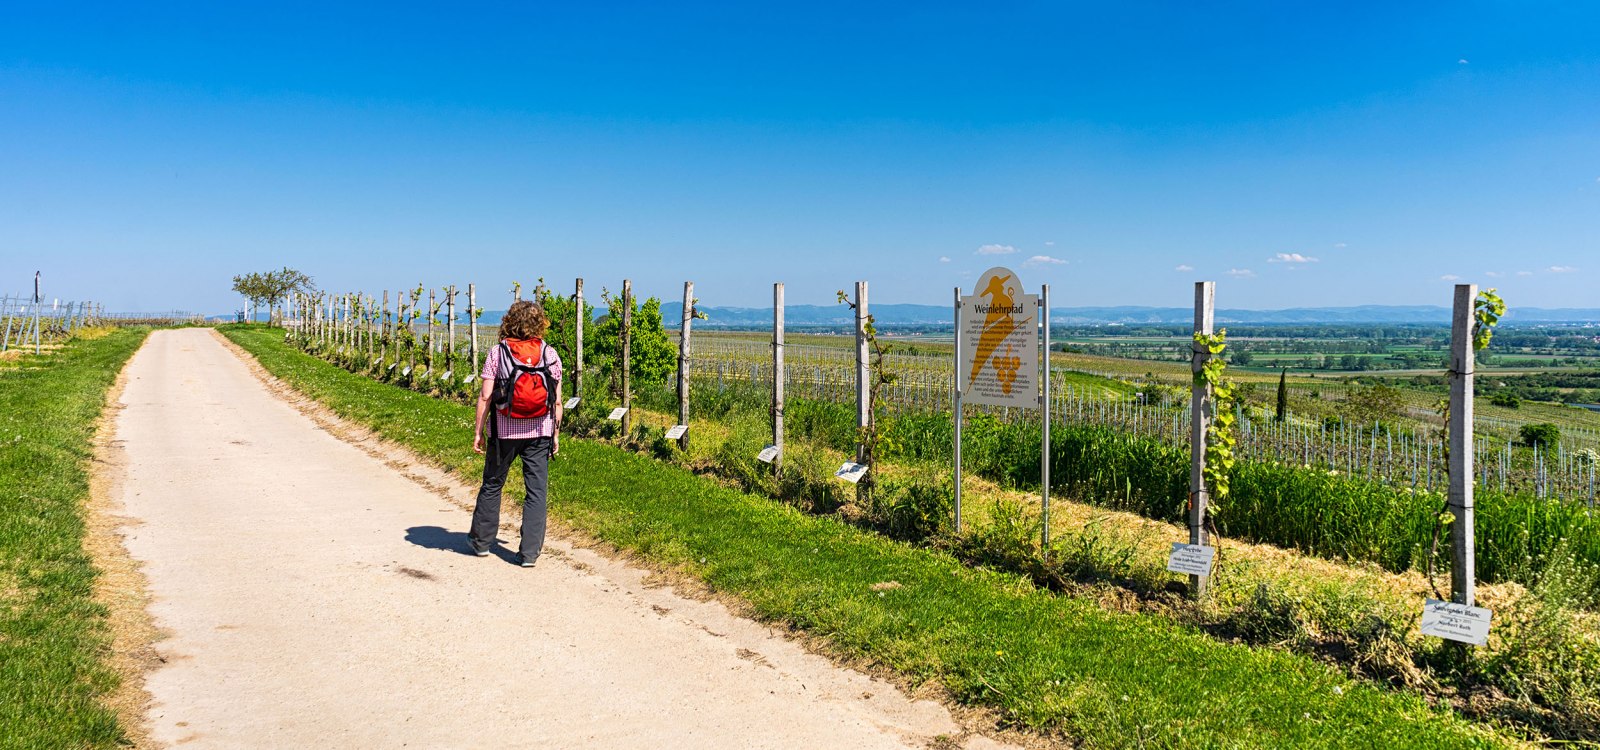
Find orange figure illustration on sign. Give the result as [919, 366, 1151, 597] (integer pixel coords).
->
[968, 273, 1028, 394]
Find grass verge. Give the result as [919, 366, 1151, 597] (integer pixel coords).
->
[0, 327, 148, 749]
[222, 325, 1512, 748]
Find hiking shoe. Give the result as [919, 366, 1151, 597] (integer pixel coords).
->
[474, 550, 490, 558]
[517, 555, 537, 568]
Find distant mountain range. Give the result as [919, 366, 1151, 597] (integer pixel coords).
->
[465, 303, 1600, 328]
[646, 303, 1600, 328]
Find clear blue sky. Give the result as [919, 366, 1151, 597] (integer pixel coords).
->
[2, 2, 1596, 313]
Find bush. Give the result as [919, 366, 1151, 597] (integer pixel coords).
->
[1520, 423, 1561, 449]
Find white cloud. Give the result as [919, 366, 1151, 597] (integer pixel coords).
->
[1024, 255, 1068, 266]
[1458, 58, 1469, 65]
[1440, 274, 1462, 281]
[1267, 252, 1319, 264]
[1485, 271, 1503, 277]
[1549, 265, 1577, 273]
[976, 244, 1016, 255]
[1517, 270, 1534, 276]
[938, 256, 951, 263]
[1226, 268, 1255, 278]
[1174, 264, 1195, 272]
[1043, 241, 1055, 247]
[1333, 242, 1347, 248]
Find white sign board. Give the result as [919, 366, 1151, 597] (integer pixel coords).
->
[835, 462, 869, 483]
[607, 407, 628, 421]
[1420, 599, 1493, 646]
[757, 445, 780, 463]
[564, 397, 581, 410]
[959, 267, 1040, 409]
[1166, 543, 1216, 577]
[665, 424, 688, 440]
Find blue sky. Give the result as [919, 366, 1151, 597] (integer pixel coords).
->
[2, 2, 1596, 313]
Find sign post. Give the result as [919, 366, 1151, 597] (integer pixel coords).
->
[956, 267, 1044, 538]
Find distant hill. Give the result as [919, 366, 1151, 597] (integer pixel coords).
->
[646, 303, 1600, 328]
[466, 303, 1600, 329]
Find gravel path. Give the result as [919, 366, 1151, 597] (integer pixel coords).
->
[104, 328, 1010, 749]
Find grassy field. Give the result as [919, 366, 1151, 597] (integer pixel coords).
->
[222, 324, 1523, 748]
[0, 327, 148, 749]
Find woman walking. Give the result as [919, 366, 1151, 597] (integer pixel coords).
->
[470, 300, 563, 567]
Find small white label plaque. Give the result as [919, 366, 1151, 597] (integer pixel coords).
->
[835, 462, 869, 483]
[1166, 543, 1216, 577]
[665, 425, 688, 440]
[1420, 599, 1492, 646]
[564, 397, 581, 410]
[757, 445, 780, 464]
[401, 366, 412, 377]
[607, 407, 629, 421]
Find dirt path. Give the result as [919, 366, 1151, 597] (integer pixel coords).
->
[101, 329, 1012, 749]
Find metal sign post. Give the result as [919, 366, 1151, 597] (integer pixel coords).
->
[956, 266, 1042, 536]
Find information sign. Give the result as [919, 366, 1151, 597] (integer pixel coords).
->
[1420, 599, 1492, 646]
[835, 462, 869, 483]
[564, 397, 581, 410]
[1166, 543, 1216, 577]
[959, 267, 1039, 408]
[665, 425, 688, 440]
[757, 445, 780, 463]
[607, 407, 628, 421]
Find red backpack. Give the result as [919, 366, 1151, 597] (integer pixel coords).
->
[491, 339, 557, 420]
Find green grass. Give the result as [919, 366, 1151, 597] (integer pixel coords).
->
[223, 323, 1515, 748]
[0, 328, 149, 750]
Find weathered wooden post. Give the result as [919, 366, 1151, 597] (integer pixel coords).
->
[1449, 283, 1477, 606]
[854, 280, 869, 462]
[446, 285, 457, 376]
[622, 279, 633, 435]
[467, 284, 479, 380]
[1041, 283, 1052, 551]
[574, 278, 585, 401]
[773, 282, 785, 473]
[381, 291, 390, 363]
[426, 288, 436, 375]
[1188, 281, 1216, 598]
[677, 281, 694, 450]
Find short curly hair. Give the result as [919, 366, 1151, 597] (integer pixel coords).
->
[499, 300, 550, 340]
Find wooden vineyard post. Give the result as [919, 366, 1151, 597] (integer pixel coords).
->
[446, 285, 456, 377]
[467, 284, 479, 380]
[854, 280, 869, 463]
[773, 282, 785, 473]
[381, 290, 390, 364]
[426, 288, 436, 376]
[622, 279, 633, 436]
[677, 281, 693, 451]
[953, 285, 963, 534]
[1041, 283, 1052, 552]
[1449, 284, 1477, 606]
[1189, 281, 1216, 598]
[574, 278, 585, 403]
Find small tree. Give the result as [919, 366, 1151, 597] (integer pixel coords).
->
[1274, 368, 1288, 423]
[533, 278, 595, 370]
[1519, 423, 1561, 450]
[589, 289, 674, 395]
[232, 267, 315, 324]
[1346, 381, 1403, 427]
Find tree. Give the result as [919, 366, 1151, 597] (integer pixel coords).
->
[1345, 381, 1403, 427]
[1274, 368, 1288, 423]
[533, 279, 595, 368]
[232, 267, 315, 324]
[1519, 423, 1560, 450]
[588, 288, 674, 395]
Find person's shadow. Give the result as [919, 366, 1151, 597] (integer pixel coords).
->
[404, 525, 516, 562]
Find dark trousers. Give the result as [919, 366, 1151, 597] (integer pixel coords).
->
[469, 436, 552, 560]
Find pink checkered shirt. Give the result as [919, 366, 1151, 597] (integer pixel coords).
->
[482, 340, 564, 440]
